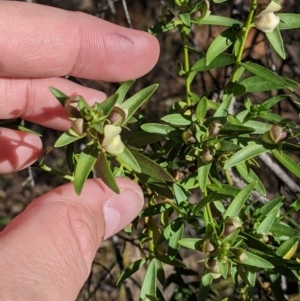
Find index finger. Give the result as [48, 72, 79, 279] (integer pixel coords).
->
[0, 2, 160, 82]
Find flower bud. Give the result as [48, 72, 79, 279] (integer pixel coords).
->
[64, 95, 81, 118]
[182, 129, 196, 144]
[202, 239, 215, 254]
[269, 125, 288, 143]
[102, 124, 124, 155]
[209, 121, 223, 137]
[223, 217, 243, 236]
[234, 248, 248, 263]
[206, 258, 221, 279]
[200, 148, 213, 164]
[68, 118, 84, 137]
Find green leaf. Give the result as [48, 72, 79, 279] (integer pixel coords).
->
[178, 238, 204, 250]
[196, 97, 207, 123]
[116, 80, 135, 104]
[140, 259, 157, 300]
[236, 162, 266, 195]
[265, 27, 285, 60]
[116, 258, 147, 286]
[224, 143, 271, 169]
[141, 123, 183, 142]
[74, 146, 98, 195]
[278, 13, 300, 30]
[218, 140, 241, 152]
[271, 220, 300, 238]
[168, 221, 184, 259]
[117, 146, 141, 173]
[220, 124, 255, 135]
[213, 94, 232, 117]
[267, 272, 286, 301]
[161, 113, 191, 126]
[198, 273, 213, 301]
[96, 93, 118, 118]
[127, 132, 162, 147]
[198, 162, 211, 192]
[276, 237, 299, 258]
[241, 62, 294, 91]
[240, 76, 299, 93]
[260, 95, 288, 110]
[140, 203, 172, 217]
[256, 207, 280, 235]
[272, 149, 300, 178]
[242, 251, 274, 269]
[123, 84, 158, 123]
[256, 196, 284, 218]
[189, 53, 234, 83]
[206, 27, 237, 65]
[131, 151, 174, 181]
[155, 254, 187, 268]
[54, 131, 85, 148]
[49, 86, 69, 106]
[224, 182, 256, 218]
[95, 152, 119, 194]
[243, 120, 271, 134]
[198, 15, 242, 26]
[173, 183, 187, 205]
[207, 183, 241, 196]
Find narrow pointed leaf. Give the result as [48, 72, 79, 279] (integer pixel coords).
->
[224, 182, 256, 218]
[206, 27, 237, 65]
[123, 84, 158, 123]
[276, 237, 299, 259]
[198, 162, 211, 192]
[198, 273, 213, 301]
[116, 80, 135, 104]
[96, 93, 119, 118]
[256, 208, 280, 235]
[117, 146, 141, 173]
[198, 15, 242, 26]
[243, 251, 274, 269]
[74, 146, 98, 195]
[127, 132, 162, 147]
[49, 86, 69, 106]
[95, 152, 119, 194]
[236, 162, 266, 195]
[241, 62, 293, 91]
[116, 258, 147, 286]
[161, 113, 191, 126]
[224, 143, 271, 169]
[278, 13, 300, 30]
[272, 149, 300, 178]
[213, 94, 232, 117]
[140, 259, 157, 300]
[54, 131, 85, 148]
[131, 151, 174, 181]
[266, 27, 285, 59]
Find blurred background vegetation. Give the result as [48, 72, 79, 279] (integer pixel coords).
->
[1, 0, 300, 300]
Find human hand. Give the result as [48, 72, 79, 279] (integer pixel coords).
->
[0, 2, 159, 300]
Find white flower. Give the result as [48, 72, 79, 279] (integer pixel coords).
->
[102, 124, 124, 155]
[254, 1, 281, 33]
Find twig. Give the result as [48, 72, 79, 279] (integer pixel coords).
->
[259, 153, 300, 195]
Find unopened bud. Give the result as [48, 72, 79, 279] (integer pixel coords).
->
[68, 118, 84, 137]
[209, 121, 223, 137]
[202, 239, 215, 254]
[200, 148, 213, 164]
[182, 129, 196, 144]
[234, 248, 248, 263]
[206, 258, 221, 279]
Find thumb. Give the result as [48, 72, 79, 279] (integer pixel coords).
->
[0, 178, 143, 301]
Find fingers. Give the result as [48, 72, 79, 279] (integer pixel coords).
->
[0, 77, 107, 130]
[0, 2, 160, 82]
[0, 127, 42, 173]
[0, 178, 144, 301]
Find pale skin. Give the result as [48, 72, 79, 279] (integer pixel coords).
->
[0, 2, 160, 300]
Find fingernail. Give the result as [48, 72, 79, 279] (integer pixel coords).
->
[103, 188, 143, 239]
